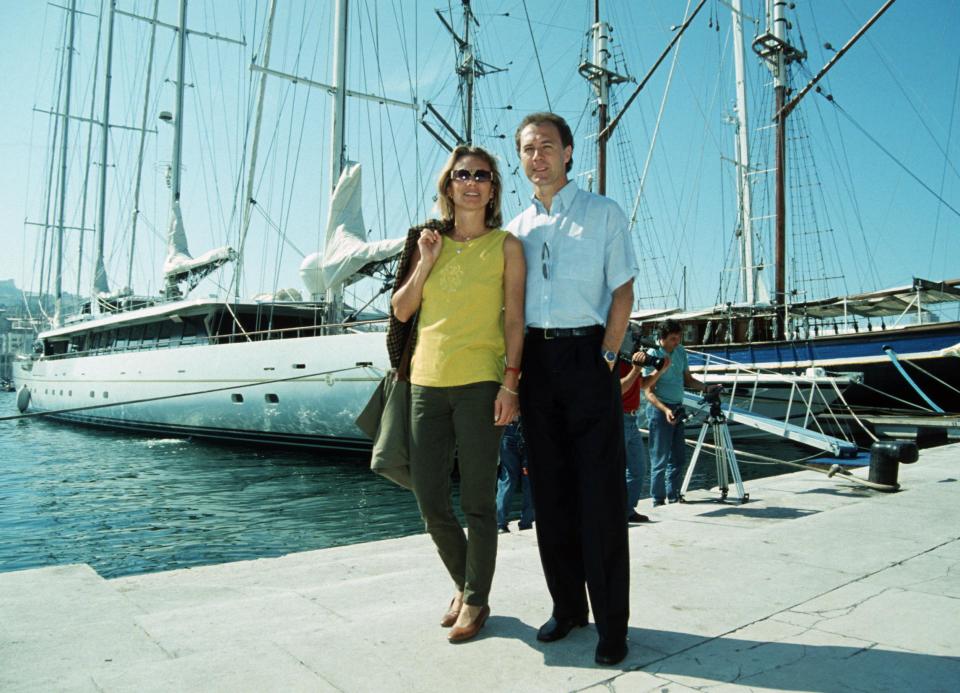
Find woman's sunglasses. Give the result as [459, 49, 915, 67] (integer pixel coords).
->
[450, 168, 493, 183]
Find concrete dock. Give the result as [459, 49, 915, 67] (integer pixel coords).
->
[2, 443, 958, 692]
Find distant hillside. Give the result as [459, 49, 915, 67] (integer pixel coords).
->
[0, 279, 81, 313]
[0, 279, 22, 307]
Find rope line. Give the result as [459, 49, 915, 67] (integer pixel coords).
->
[522, 0, 552, 112]
[831, 99, 960, 221]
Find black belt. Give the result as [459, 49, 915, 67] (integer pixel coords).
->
[526, 325, 604, 340]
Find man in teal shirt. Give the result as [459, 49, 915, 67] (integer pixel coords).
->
[644, 319, 713, 505]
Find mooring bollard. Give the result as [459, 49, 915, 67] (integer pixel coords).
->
[868, 440, 919, 488]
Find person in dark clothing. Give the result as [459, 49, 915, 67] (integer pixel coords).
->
[496, 417, 535, 533]
[507, 112, 638, 666]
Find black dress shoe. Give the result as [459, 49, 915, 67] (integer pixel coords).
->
[595, 638, 628, 665]
[536, 615, 588, 642]
[627, 512, 649, 523]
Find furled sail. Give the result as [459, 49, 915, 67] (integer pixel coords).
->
[300, 163, 404, 297]
[162, 199, 236, 293]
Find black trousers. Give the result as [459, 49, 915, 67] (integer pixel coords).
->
[520, 331, 629, 642]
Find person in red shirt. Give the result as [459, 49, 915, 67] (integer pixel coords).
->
[619, 349, 669, 522]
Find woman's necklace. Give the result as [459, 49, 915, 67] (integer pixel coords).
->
[450, 227, 485, 254]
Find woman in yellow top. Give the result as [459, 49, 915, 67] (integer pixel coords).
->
[392, 145, 525, 643]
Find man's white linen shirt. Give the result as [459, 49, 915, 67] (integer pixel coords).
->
[507, 181, 639, 328]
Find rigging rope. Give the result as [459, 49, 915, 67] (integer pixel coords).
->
[903, 358, 960, 397]
[829, 99, 960, 221]
[521, 0, 552, 112]
[930, 45, 960, 270]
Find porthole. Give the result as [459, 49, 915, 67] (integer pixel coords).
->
[90, 391, 95, 398]
[265, 393, 279, 404]
[293, 363, 305, 369]
[102, 392, 109, 399]
[231, 393, 244, 403]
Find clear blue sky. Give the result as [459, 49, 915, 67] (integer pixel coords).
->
[1, 0, 957, 312]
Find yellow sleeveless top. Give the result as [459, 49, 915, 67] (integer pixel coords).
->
[411, 229, 508, 387]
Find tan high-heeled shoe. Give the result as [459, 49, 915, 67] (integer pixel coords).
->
[447, 605, 490, 643]
[440, 597, 461, 628]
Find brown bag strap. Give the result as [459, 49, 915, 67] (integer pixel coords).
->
[396, 312, 417, 381]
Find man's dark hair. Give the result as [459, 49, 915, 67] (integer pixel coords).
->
[514, 112, 574, 173]
[658, 318, 683, 340]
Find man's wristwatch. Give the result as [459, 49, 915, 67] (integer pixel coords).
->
[601, 348, 617, 365]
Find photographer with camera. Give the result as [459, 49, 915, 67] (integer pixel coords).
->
[619, 348, 668, 523]
[644, 319, 715, 506]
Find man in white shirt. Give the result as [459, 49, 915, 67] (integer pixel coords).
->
[507, 112, 638, 666]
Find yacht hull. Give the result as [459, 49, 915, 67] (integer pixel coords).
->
[14, 331, 389, 452]
[691, 322, 960, 413]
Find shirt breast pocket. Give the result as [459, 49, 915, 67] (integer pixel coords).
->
[556, 236, 600, 281]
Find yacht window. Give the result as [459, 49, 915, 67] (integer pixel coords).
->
[158, 320, 181, 348]
[231, 393, 244, 403]
[128, 323, 145, 349]
[180, 316, 208, 345]
[115, 327, 131, 350]
[142, 321, 161, 348]
[265, 393, 279, 404]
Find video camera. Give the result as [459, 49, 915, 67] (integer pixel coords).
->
[625, 331, 666, 370]
[669, 403, 693, 424]
[698, 385, 725, 419]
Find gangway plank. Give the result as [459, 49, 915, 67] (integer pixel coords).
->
[681, 392, 860, 458]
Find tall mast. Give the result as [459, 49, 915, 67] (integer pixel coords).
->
[594, 1, 608, 194]
[772, 0, 788, 337]
[163, 0, 191, 299]
[127, 0, 161, 292]
[53, 0, 78, 327]
[171, 0, 188, 207]
[422, 2, 502, 150]
[325, 0, 349, 324]
[76, 0, 106, 300]
[731, 0, 758, 305]
[752, 0, 802, 337]
[235, 0, 278, 301]
[462, 0, 474, 144]
[93, 0, 117, 306]
[329, 0, 348, 195]
[579, 1, 629, 195]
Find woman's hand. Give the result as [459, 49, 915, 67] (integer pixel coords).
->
[494, 386, 519, 426]
[418, 228, 443, 268]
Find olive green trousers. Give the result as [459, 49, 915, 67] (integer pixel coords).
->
[410, 381, 503, 606]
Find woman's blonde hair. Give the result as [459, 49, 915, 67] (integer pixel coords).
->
[435, 145, 503, 228]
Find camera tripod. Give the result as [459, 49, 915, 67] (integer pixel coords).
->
[679, 399, 749, 504]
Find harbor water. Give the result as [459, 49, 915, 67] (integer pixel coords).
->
[1, 391, 812, 579]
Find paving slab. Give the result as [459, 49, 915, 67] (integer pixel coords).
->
[0, 442, 957, 692]
[0, 565, 169, 690]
